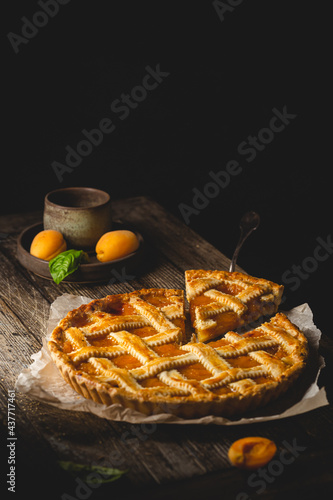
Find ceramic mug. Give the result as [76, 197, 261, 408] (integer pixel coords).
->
[43, 187, 112, 250]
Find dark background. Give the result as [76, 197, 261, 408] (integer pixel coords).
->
[2, 1, 331, 336]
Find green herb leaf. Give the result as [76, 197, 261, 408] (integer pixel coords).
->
[58, 461, 128, 484]
[49, 249, 89, 284]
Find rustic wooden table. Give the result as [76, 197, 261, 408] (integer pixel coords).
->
[1, 196, 333, 500]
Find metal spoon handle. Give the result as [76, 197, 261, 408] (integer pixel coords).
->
[229, 211, 260, 272]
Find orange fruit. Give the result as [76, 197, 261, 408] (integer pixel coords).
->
[228, 437, 277, 470]
[30, 230, 67, 261]
[96, 230, 139, 262]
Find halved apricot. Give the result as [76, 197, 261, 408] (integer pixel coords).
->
[228, 437, 277, 470]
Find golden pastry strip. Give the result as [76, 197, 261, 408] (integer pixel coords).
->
[130, 353, 195, 380]
[180, 342, 232, 374]
[65, 327, 90, 350]
[130, 297, 177, 332]
[204, 290, 247, 316]
[236, 283, 271, 303]
[69, 345, 125, 364]
[218, 333, 280, 357]
[108, 330, 158, 364]
[144, 328, 182, 347]
[186, 277, 223, 301]
[89, 358, 142, 393]
[82, 314, 150, 336]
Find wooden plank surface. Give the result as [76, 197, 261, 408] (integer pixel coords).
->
[0, 196, 333, 500]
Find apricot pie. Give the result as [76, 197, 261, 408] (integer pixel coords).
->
[185, 270, 284, 342]
[48, 285, 308, 418]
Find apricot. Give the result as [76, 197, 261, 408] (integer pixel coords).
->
[228, 437, 277, 470]
[95, 230, 139, 262]
[30, 229, 67, 261]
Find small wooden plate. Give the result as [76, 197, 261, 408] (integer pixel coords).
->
[17, 221, 144, 283]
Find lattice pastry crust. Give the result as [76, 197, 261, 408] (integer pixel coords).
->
[48, 286, 308, 418]
[185, 270, 284, 342]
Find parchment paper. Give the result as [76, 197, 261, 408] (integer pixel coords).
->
[16, 294, 329, 425]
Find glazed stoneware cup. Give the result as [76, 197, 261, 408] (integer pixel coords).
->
[43, 187, 112, 250]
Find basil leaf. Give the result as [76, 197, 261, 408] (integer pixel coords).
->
[49, 249, 89, 284]
[58, 461, 127, 484]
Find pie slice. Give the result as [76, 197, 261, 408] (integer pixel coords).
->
[48, 288, 308, 418]
[185, 270, 284, 342]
